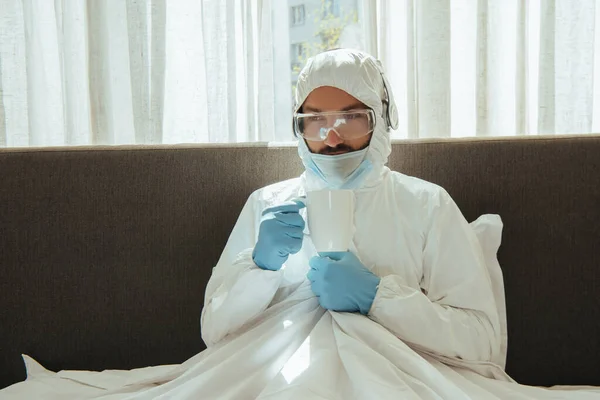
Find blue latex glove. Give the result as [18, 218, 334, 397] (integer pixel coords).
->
[252, 200, 306, 271]
[307, 252, 380, 315]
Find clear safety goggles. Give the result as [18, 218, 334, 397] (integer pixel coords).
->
[293, 109, 375, 142]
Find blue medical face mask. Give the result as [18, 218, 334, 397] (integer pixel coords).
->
[305, 147, 373, 189]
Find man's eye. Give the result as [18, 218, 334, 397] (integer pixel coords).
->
[308, 116, 324, 122]
[344, 113, 364, 121]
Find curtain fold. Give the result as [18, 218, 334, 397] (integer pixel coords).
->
[58, 0, 93, 145]
[0, 0, 598, 147]
[475, 0, 522, 137]
[0, 0, 29, 146]
[126, 0, 166, 145]
[415, 0, 451, 138]
[539, 0, 596, 135]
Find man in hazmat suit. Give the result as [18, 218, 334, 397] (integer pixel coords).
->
[202, 48, 502, 364]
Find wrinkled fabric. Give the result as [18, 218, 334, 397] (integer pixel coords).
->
[201, 172, 504, 365]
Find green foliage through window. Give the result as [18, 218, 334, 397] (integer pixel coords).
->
[291, 0, 358, 96]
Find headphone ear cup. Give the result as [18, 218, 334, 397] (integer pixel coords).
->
[381, 79, 399, 130]
[292, 115, 301, 138]
[374, 59, 392, 130]
[381, 85, 393, 130]
[382, 99, 390, 129]
[374, 58, 400, 131]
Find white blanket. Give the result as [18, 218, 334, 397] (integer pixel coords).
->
[2, 290, 599, 399]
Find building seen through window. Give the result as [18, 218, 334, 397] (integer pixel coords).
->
[288, 0, 364, 99]
[291, 5, 306, 26]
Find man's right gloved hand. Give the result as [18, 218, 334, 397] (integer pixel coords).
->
[252, 200, 306, 271]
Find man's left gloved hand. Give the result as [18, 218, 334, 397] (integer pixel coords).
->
[307, 251, 380, 315]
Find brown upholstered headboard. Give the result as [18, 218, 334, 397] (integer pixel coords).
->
[1, 135, 599, 389]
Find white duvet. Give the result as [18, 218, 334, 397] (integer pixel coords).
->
[3, 304, 598, 400]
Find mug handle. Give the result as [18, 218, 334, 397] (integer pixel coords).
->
[291, 196, 307, 208]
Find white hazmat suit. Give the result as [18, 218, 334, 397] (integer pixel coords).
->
[202, 49, 503, 364]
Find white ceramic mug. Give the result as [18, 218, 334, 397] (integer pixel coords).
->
[306, 189, 355, 253]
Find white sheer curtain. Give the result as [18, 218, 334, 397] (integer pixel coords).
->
[376, 0, 600, 138]
[0, 0, 276, 147]
[0, 0, 599, 147]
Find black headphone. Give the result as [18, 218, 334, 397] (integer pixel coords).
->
[381, 83, 393, 130]
[377, 63, 399, 131]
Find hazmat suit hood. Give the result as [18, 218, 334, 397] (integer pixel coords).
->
[294, 49, 399, 191]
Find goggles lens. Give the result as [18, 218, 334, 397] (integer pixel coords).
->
[294, 109, 375, 141]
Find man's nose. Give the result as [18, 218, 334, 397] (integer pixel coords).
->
[323, 128, 343, 147]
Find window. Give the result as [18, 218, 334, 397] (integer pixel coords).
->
[273, 0, 369, 141]
[291, 42, 307, 62]
[322, 0, 341, 19]
[290, 42, 307, 71]
[290, 5, 306, 26]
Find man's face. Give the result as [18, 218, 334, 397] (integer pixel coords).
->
[301, 86, 372, 155]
